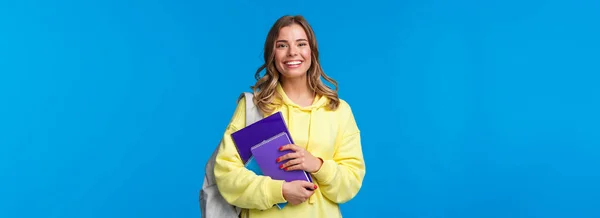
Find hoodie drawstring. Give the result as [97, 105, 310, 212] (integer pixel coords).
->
[274, 84, 325, 205]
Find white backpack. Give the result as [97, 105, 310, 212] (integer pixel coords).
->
[200, 92, 263, 218]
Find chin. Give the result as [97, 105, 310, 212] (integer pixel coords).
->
[280, 70, 308, 79]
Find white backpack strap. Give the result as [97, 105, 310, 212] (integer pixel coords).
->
[236, 92, 262, 218]
[238, 92, 263, 125]
[201, 93, 262, 218]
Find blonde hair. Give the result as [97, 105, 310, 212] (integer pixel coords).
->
[250, 15, 340, 115]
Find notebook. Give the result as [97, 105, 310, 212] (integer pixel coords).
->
[231, 111, 313, 183]
[231, 111, 289, 164]
[250, 132, 313, 183]
[231, 112, 313, 209]
[250, 132, 313, 209]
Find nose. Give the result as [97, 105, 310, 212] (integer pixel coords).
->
[287, 45, 298, 56]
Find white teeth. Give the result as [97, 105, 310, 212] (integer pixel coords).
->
[286, 61, 301, 65]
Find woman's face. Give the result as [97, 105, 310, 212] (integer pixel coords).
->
[274, 24, 312, 80]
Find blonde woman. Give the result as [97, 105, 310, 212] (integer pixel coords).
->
[213, 15, 366, 218]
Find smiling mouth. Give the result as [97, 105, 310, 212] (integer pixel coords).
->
[284, 60, 302, 68]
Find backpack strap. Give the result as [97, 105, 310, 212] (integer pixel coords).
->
[201, 92, 265, 218]
[239, 92, 263, 125]
[233, 92, 263, 218]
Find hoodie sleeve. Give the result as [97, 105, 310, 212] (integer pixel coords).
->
[213, 98, 287, 210]
[310, 101, 366, 203]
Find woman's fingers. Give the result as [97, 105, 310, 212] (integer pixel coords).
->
[281, 157, 305, 170]
[284, 162, 305, 171]
[276, 149, 305, 163]
[275, 144, 318, 172]
[276, 151, 302, 162]
[283, 181, 316, 205]
[279, 144, 301, 152]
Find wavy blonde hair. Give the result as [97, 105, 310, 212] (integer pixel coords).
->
[251, 15, 340, 115]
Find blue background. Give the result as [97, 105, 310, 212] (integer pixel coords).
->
[1, 0, 599, 217]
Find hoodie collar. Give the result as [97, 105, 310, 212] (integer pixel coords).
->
[276, 83, 328, 111]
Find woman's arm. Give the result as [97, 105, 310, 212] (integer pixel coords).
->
[213, 99, 287, 210]
[310, 101, 366, 203]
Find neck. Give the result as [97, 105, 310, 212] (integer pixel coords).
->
[280, 76, 315, 107]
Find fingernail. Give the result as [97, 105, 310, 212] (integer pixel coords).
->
[279, 164, 284, 169]
[276, 158, 280, 162]
[314, 185, 318, 189]
[284, 167, 288, 171]
[279, 146, 283, 151]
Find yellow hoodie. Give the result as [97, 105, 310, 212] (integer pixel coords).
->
[214, 83, 366, 218]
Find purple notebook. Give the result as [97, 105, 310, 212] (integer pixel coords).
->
[250, 132, 312, 183]
[231, 112, 289, 164]
[231, 111, 313, 183]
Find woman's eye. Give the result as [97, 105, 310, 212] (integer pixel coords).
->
[299, 43, 307, 46]
[277, 44, 287, 48]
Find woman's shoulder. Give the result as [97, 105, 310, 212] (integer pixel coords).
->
[336, 98, 354, 114]
[224, 93, 248, 131]
[333, 97, 360, 133]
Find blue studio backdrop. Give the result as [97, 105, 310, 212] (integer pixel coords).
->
[1, 0, 599, 217]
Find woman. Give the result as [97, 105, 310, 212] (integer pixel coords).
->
[213, 15, 366, 218]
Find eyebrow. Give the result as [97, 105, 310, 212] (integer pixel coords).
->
[276, 39, 308, 43]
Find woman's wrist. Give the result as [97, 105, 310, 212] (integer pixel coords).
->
[311, 157, 323, 173]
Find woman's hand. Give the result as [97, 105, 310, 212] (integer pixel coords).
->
[282, 180, 317, 205]
[276, 144, 323, 173]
